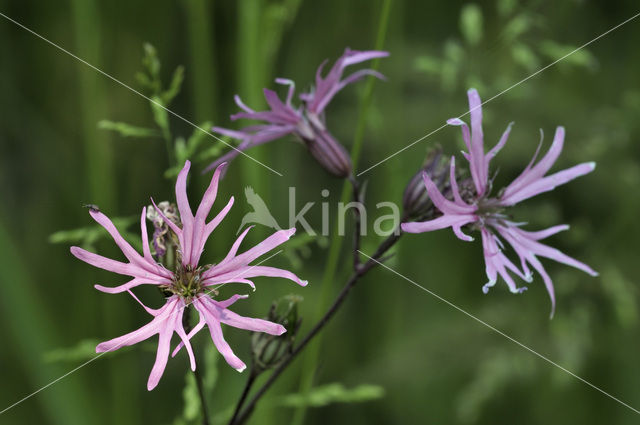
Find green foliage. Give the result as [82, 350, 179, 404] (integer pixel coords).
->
[101, 42, 232, 176]
[164, 121, 228, 178]
[136, 43, 185, 105]
[202, 343, 220, 393]
[277, 383, 385, 408]
[414, 2, 595, 93]
[49, 216, 141, 251]
[181, 373, 202, 423]
[43, 339, 156, 364]
[42, 339, 101, 363]
[97, 120, 160, 138]
[539, 40, 598, 69]
[170, 345, 219, 425]
[510, 43, 540, 71]
[460, 4, 483, 46]
[281, 233, 329, 270]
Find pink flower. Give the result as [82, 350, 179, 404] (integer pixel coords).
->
[72, 161, 307, 389]
[401, 89, 597, 316]
[209, 48, 388, 177]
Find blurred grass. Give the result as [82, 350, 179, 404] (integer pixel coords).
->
[1, 1, 640, 424]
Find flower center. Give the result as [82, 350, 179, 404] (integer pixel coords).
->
[473, 197, 507, 229]
[169, 264, 204, 299]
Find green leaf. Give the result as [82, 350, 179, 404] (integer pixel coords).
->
[49, 215, 140, 251]
[98, 120, 160, 138]
[539, 40, 597, 69]
[186, 121, 214, 154]
[182, 372, 201, 421]
[496, 0, 517, 16]
[150, 96, 171, 141]
[444, 39, 465, 64]
[282, 234, 328, 270]
[142, 42, 161, 81]
[511, 43, 540, 71]
[414, 56, 441, 75]
[602, 266, 638, 328]
[277, 383, 385, 408]
[460, 4, 483, 45]
[175, 137, 188, 163]
[502, 14, 532, 41]
[202, 343, 219, 392]
[162, 65, 185, 105]
[195, 132, 238, 163]
[43, 339, 101, 363]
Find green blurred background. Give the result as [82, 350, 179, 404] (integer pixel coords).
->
[1, 0, 640, 424]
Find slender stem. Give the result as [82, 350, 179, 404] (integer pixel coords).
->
[349, 176, 362, 270]
[232, 230, 403, 425]
[291, 3, 393, 421]
[228, 369, 258, 425]
[194, 365, 211, 425]
[183, 309, 211, 425]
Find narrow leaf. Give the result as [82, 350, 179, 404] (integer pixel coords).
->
[98, 120, 160, 138]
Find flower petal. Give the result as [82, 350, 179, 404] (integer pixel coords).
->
[501, 162, 595, 205]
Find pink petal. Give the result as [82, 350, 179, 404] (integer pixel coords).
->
[140, 207, 154, 262]
[234, 94, 255, 113]
[447, 118, 471, 152]
[175, 161, 195, 265]
[196, 196, 235, 263]
[173, 307, 196, 371]
[205, 265, 308, 287]
[448, 156, 465, 205]
[172, 317, 206, 358]
[219, 226, 253, 265]
[501, 162, 595, 205]
[486, 122, 512, 164]
[467, 89, 487, 195]
[480, 229, 528, 294]
[189, 163, 232, 266]
[401, 214, 476, 241]
[202, 314, 246, 372]
[216, 294, 249, 308]
[500, 127, 567, 204]
[146, 323, 174, 391]
[71, 247, 169, 284]
[518, 224, 569, 241]
[421, 171, 476, 215]
[275, 78, 296, 105]
[94, 277, 154, 294]
[205, 228, 296, 278]
[96, 318, 161, 353]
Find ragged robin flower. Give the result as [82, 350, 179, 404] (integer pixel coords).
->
[71, 161, 307, 389]
[401, 89, 597, 316]
[209, 48, 389, 177]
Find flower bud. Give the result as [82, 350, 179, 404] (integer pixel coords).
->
[147, 201, 180, 259]
[301, 113, 352, 178]
[251, 295, 302, 373]
[402, 148, 449, 219]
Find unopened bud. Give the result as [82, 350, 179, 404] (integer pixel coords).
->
[251, 295, 302, 373]
[301, 113, 352, 178]
[402, 148, 449, 219]
[147, 201, 180, 259]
